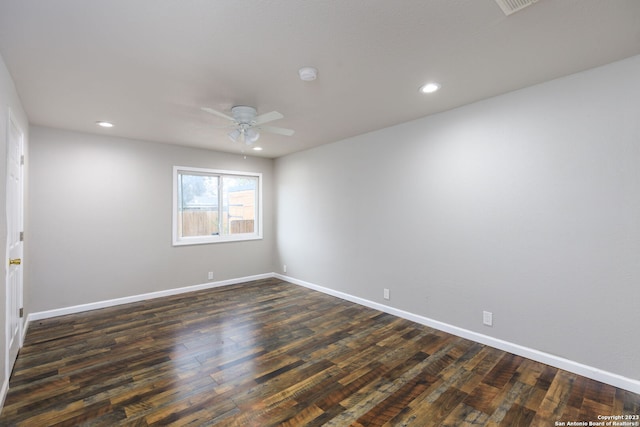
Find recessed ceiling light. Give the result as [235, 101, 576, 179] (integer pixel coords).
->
[96, 121, 114, 128]
[252, 146, 263, 151]
[419, 82, 441, 94]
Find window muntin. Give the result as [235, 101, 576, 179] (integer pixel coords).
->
[173, 167, 262, 245]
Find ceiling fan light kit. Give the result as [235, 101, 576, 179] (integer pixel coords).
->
[227, 126, 260, 145]
[228, 128, 241, 142]
[245, 128, 260, 144]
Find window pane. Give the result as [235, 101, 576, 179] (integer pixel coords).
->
[178, 173, 219, 237]
[222, 175, 257, 235]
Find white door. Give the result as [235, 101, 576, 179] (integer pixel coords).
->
[6, 112, 24, 376]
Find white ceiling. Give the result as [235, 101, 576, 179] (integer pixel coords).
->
[1, 0, 639, 158]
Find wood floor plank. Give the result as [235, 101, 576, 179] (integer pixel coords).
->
[1, 278, 638, 426]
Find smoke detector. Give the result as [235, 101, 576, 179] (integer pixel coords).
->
[494, 0, 538, 16]
[298, 67, 318, 81]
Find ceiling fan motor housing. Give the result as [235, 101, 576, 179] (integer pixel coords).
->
[231, 106, 258, 124]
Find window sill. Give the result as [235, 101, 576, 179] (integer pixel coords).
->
[172, 234, 263, 246]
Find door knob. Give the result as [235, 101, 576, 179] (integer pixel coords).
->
[9, 258, 21, 266]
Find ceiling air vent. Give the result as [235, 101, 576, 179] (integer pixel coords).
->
[494, 0, 538, 16]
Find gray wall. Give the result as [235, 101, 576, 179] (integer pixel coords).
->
[26, 127, 275, 313]
[275, 55, 640, 380]
[0, 53, 29, 401]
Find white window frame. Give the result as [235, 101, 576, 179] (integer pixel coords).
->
[172, 166, 263, 246]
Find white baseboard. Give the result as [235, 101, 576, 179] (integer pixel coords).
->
[0, 377, 7, 413]
[274, 273, 640, 395]
[27, 273, 273, 322]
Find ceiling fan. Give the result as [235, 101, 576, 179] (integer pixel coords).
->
[201, 105, 295, 145]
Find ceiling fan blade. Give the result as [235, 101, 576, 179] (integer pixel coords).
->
[260, 125, 295, 136]
[254, 111, 284, 125]
[201, 107, 234, 121]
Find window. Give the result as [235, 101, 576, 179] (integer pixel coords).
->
[173, 166, 262, 245]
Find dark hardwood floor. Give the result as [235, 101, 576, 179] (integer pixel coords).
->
[1, 278, 638, 426]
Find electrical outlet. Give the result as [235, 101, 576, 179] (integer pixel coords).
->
[208, 272, 214, 280]
[383, 288, 390, 300]
[283, 264, 287, 273]
[483, 311, 493, 326]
